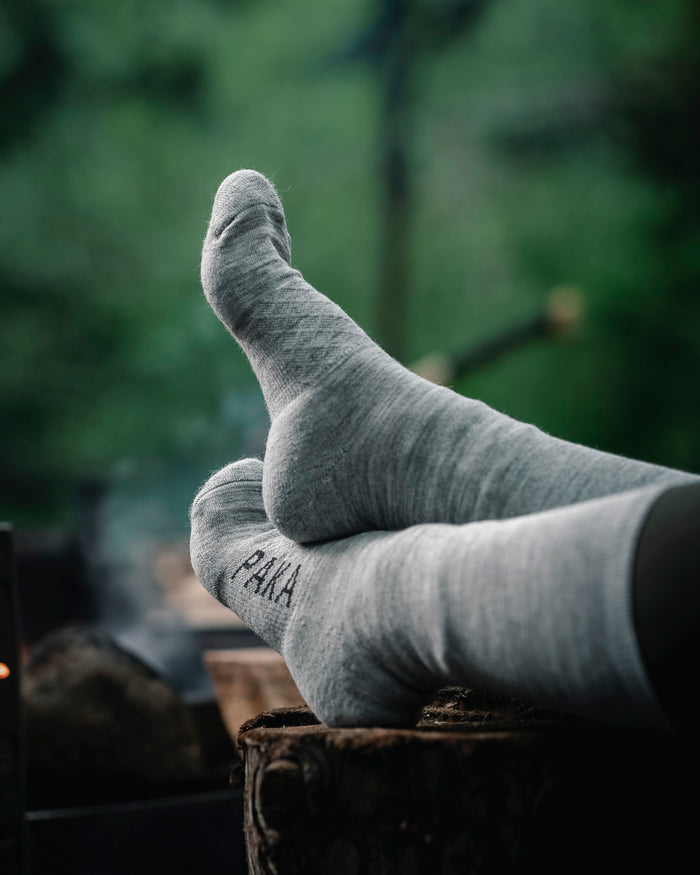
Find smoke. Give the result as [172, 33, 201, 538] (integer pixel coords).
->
[89, 389, 269, 697]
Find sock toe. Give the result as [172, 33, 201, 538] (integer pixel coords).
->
[208, 169, 287, 237]
[194, 456, 262, 494]
[190, 458, 265, 525]
[201, 169, 293, 324]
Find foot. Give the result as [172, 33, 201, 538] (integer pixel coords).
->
[190, 460, 670, 731]
[201, 171, 697, 543]
[189, 458, 430, 726]
[202, 170, 451, 542]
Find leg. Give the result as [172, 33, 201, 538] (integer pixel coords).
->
[633, 482, 700, 732]
[190, 460, 673, 731]
[201, 171, 698, 543]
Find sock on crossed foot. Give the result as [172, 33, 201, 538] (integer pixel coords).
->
[189, 458, 670, 731]
[201, 170, 698, 543]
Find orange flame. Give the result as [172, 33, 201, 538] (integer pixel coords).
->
[0, 663, 10, 680]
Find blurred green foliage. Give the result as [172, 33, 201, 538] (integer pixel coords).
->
[1, 0, 699, 526]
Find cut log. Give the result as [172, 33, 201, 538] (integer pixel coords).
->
[238, 692, 699, 874]
[204, 648, 305, 742]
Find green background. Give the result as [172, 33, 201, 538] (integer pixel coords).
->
[2, 0, 699, 533]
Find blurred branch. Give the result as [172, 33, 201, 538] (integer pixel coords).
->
[411, 286, 583, 385]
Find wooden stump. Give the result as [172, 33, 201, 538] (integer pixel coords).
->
[204, 648, 305, 742]
[238, 692, 699, 874]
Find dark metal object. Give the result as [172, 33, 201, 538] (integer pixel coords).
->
[25, 789, 246, 875]
[3, 521, 246, 872]
[14, 530, 98, 648]
[0, 524, 25, 875]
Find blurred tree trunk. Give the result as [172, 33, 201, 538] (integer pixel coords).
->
[377, 0, 412, 361]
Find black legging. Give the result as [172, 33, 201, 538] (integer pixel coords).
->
[633, 481, 700, 732]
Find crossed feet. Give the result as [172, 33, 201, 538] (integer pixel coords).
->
[191, 170, 698, 730]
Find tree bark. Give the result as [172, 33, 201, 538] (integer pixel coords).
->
[239, 691, 698, 874]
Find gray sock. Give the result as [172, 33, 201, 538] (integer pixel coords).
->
[190, 458, 670, 731]
[201, 170, 698, 543]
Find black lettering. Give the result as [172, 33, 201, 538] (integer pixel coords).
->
[231, 550, 265, 586]
[259, 560, 291, 601]
[275, 564, 300, 609]
[245, 558, 277, 594]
